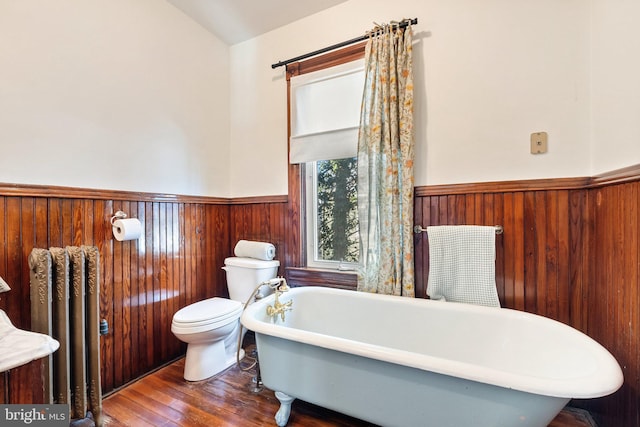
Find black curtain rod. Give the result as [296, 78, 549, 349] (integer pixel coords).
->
[271, 18, 417, 69]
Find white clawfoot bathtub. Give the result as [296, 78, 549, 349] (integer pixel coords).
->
[241, 286, 623, 427]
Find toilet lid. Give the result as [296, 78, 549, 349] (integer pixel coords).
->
[224, 257, 280, 269]
[173, 298, 243, 326]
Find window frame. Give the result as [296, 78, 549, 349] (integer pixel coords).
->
[285, 42, 366, 277]
[304, 158, 359, 270]
[305, 160, 326, 269]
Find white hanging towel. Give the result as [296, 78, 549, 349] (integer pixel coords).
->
[426, 225, 500, 308]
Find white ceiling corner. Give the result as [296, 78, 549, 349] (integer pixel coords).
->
[165, 0, 349, 45]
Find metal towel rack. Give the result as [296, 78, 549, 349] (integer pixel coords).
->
[413, 225, 503, 235]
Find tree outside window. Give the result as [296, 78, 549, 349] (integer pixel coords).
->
[314, 157, 359, 263]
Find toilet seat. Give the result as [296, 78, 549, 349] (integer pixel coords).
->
[172, 298, 243, 332]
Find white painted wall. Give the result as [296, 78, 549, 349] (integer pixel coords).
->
[229, 0, 592, 197]
[590, 0, 640, 175]
[2, 1, 636, 199]
[0, 0, 231, 197]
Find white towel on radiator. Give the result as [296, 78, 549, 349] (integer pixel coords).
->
[426, 225, 500, 308]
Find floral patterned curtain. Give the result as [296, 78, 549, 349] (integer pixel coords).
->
[357, 21, 415, 296]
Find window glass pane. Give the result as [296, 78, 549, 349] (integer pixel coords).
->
[315, 157, 359, 263]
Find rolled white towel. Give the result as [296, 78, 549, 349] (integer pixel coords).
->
[234, 240, 276, 261]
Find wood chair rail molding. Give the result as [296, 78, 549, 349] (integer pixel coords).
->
[416, 163, 640, 197]
[0, 182, 271, 204]
[588, 162, 640, 187]
[0, 162, 638, 203]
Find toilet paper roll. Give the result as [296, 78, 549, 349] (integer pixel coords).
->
[112, 218, 142, 241]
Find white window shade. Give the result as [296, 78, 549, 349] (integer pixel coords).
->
[289, 59, 365, 164]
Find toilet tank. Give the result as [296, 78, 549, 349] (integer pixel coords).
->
[223, 257, 280, 303]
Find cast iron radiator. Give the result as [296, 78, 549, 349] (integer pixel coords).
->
[29, 246, 103, 427]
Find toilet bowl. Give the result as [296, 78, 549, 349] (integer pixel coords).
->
[171, 298, 244, 381]
[171, 256, 279, 381]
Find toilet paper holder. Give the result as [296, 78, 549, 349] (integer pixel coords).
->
[111, 211, 143, 241]
[110, 210, 128, 225]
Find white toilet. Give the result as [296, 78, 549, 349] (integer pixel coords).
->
[171, 256, 279, 381]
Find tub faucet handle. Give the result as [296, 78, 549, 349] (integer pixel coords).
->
[266, 278, 293, 322]
[276, 277, 289, 293]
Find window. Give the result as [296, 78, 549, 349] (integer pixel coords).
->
[305, 157, 359, 269]
[288, 55, 365, 270]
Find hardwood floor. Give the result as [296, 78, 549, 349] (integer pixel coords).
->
[103, 351, 595, 427]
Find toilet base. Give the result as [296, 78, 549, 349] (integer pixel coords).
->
[183, 342, 245, 382]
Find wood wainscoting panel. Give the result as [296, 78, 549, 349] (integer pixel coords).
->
[0, 189, 230, 403]
[413, 188, 588, 327]
[2, 167, 640, 426]
[580, 181, 640, 427]
[229, 200, 292, 278]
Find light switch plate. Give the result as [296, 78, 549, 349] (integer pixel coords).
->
[531, 132, 548, 154]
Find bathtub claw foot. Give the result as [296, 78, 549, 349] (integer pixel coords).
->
[274, 391, 295, 426]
